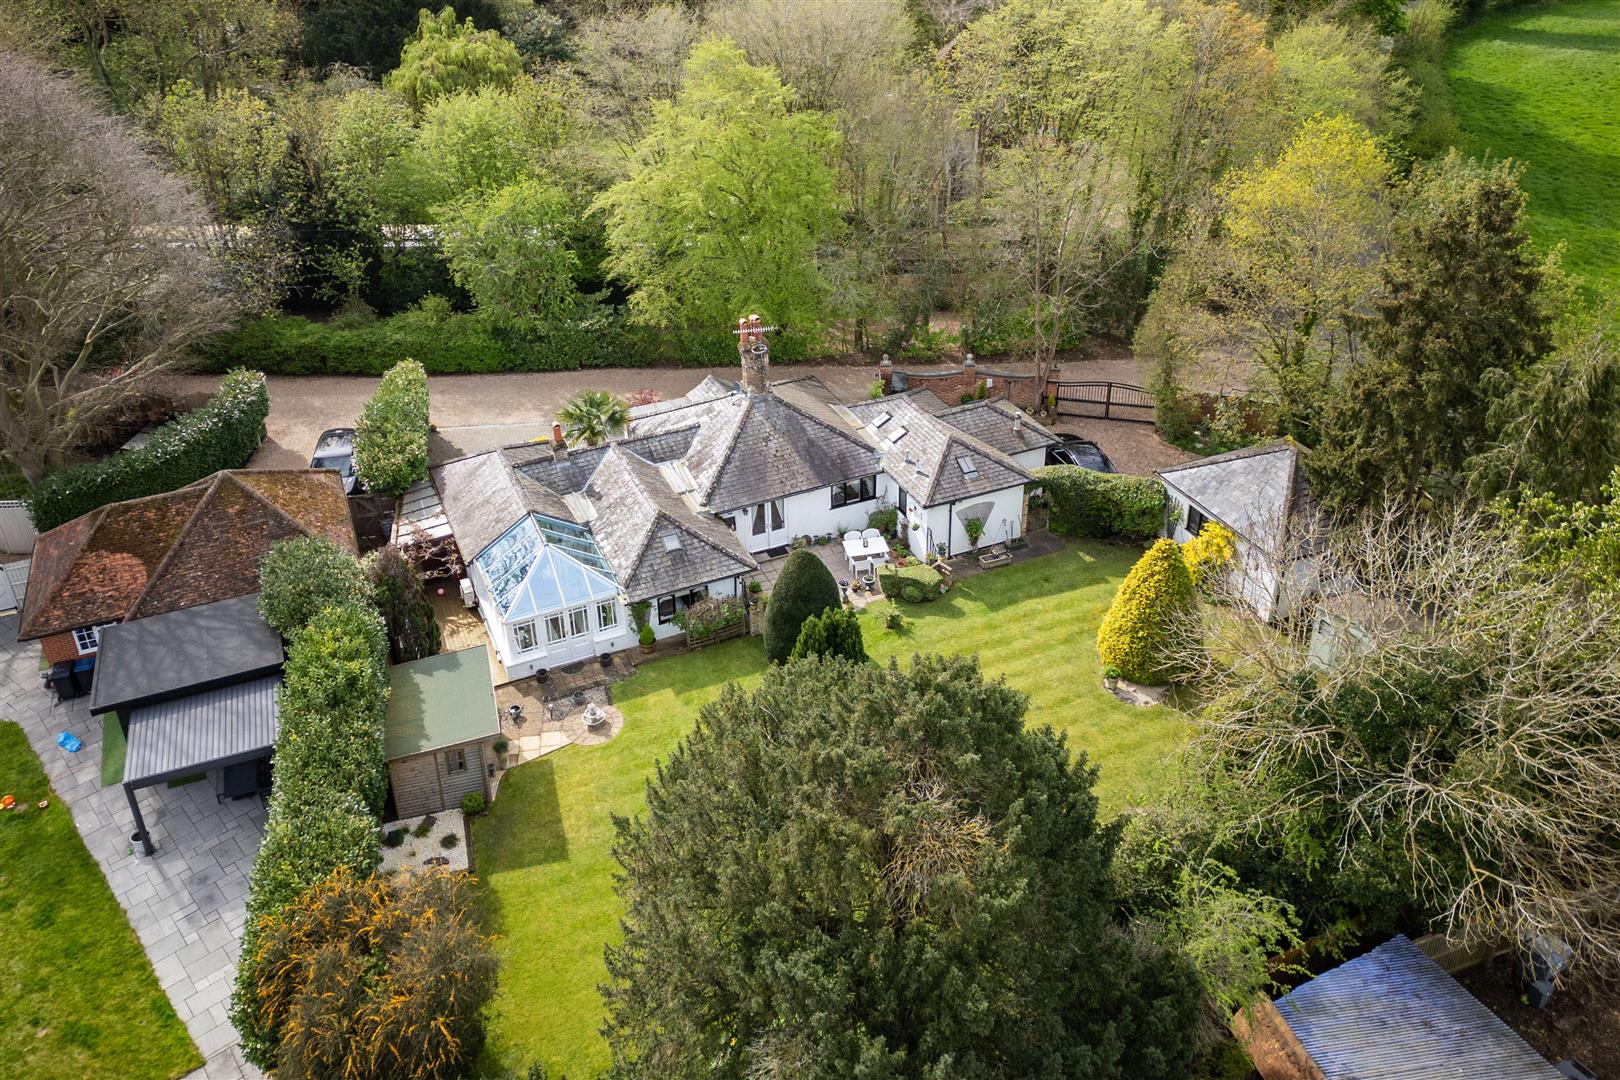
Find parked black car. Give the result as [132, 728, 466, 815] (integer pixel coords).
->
[310, 427, 362, 494]
[1045, 436, 1115, 473]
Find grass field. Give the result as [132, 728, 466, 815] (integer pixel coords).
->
[1445, 0, 1620, 287]
[471, 543, 1189, 1077]
[0, 722, 202, 1080]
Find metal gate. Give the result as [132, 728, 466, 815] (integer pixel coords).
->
[1050, 381, 1155, 424]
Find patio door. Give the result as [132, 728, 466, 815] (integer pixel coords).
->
[544, 605, 596, 663]
[748, 497, 788, 551]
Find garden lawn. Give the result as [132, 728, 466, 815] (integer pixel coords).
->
[472, 542, 1186, 1078]
[1445, 0, 1620, 287]
[0, 722, 201, 1080]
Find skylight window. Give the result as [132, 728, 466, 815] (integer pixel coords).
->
[871, 411, 891, 429]
[887, 425, 908, 446]
[661, 529, 683, 552]
[957, 455, 979, 479]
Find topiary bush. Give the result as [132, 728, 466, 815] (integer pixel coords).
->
[354, 358, 430, 498]
[26, 368, 269, 531]
[1035, 465, 1166, 542]
[1097, 539, 1198, 686]
[762, 549, 840, 664]
[1181, 521, 1237, 591]
[878, 561, 943, 602]
[258, 536, 373, 639]
[789, 606, 868, 663]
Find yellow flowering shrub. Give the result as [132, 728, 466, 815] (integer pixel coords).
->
[1097, 539, 1197, 686]
[1182, 521, 1237, 590]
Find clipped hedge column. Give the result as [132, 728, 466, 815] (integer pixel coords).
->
[354, 358, 430, 499]
[762, 549, 840, 664]
[1097, 539, 1197, 686]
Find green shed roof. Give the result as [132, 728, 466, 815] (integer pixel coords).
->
[384, 645, 500, 760]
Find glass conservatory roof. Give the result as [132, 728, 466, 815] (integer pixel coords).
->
[475, 514, 619, 619]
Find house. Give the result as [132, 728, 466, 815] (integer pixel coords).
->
[1236, 935, 1565, 1080]
[384, 646, 501, 818]
[1157, 441, 1319, 622]
[17, 469, 357, 687]
[430, 324, 1058, 678]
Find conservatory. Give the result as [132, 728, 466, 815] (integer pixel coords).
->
[470, 513, 635, 678]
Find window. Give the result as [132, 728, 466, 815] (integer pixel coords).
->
[887, 425, 908, 446]
[569, 605, 590, 636]
[1186, 506, 1209, 536]
[597, 601, 619, 631]
[73, 625, 101, 654]
[657, 596, 676, 624]
[831, 475, 877, 508]
[720, 514, 736, 531]
[657, 588, 708, 625]
[871, 411, 891, 429]
[512, 621, 538, 653]
[444, 748, 467, 774]
[545, 613, 567, 643]
[956, 455, 979, 479]
[661, 530, 682, 552]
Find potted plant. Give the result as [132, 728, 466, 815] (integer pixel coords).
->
[599, 652, 612, 668]
[964, 516, 985, 550]
[1102, 664, 1122, 691]
[639, 624, 656, 653]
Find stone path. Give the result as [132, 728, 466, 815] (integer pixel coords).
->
[1, 613, 266, 1079]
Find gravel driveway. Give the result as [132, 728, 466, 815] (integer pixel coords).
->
[163, 346, 1192, 477]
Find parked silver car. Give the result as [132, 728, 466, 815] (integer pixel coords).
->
[310, 427, 361, 494]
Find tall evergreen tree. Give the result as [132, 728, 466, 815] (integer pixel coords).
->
[603, 655, 1200, 1079]
[1309, 154, 1551, 511]
[761, 548, 840, 664]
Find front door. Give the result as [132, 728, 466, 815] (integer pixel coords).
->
[748, 498, 788, 551]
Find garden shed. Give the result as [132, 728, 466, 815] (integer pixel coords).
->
[384, 645, 501, 818]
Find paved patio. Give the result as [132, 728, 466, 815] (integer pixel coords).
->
[755, 542, 884, 608]
[1, 613, 266, 1079]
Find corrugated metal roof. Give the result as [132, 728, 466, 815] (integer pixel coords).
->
[123, 675, 281, 787]
[90, 593, 283, 715]
[1275, 935, 1564, 1080]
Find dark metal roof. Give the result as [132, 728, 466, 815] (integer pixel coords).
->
[90, 593, 284, 715]
[123, 675, 281, 788]
[1275, 935, 1563, 1080]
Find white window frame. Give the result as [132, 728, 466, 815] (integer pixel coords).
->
[545, 613, 567, 643]
[568, 605, 589, 637]
[512, 620, 538, 653]
[597, 601, 619, 631]
[73, 625, 102, 655]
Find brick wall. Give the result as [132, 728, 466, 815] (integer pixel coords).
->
[882, 362, 1047, 411]
[40, 632, 80, 666]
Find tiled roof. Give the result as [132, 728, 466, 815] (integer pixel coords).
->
[1273, 935, 1563, 1080]
[936, 398, 1059, 456]
[431, 451, 574, 562]
[629, 384, 880, 512]
[584, 446, 756, 602]
[18, 470, 355, 641]
[848, 393, 1032, 507]
[1157, 441, 1315, 555]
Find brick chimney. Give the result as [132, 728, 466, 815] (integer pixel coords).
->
[738, 313, 769, 394]
[551, 421, 567, 460]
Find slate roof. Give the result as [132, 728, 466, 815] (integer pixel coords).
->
[847, 393, 1033, 507]
[626, 375, 736, 421]
[1157, 441, 1315, 556]
[431, 450, 572, 562]
[583, 446, 756, 602]
[1272, 935, 1563, 1080]
[935, 398, 1059, 456]
[90, 593, 284, 715]
[628, 387, 879, 512]
[19, 470, 355, 641]
[384, 645, 500, 760]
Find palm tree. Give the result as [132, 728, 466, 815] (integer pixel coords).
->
[558, 390, 631, 447]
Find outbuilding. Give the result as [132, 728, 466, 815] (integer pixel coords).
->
[384, 645, 501, 818]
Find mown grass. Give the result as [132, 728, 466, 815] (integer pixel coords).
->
[471, 542, 1188, 1077]
[1445, 0, 1620, 287]
[0, 722, 202, 1080]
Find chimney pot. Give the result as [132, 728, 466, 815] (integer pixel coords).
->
[739, 313, 769, 394]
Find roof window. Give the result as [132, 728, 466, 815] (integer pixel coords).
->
[957, 455, 979, 479]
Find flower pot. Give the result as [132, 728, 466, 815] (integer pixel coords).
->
[599, 653, 612, 668]
[639, 642, 655, 655]
[1103, 677, 1119, 691]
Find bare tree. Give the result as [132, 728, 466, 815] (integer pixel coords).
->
[1190, 505, 1620, 976]
[0, 50, 235, 485]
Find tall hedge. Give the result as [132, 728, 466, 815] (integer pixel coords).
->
[762, 549, 841, 664]
[1097, 539, 1197, 686]
[354, 358, 430, 498]
[1035, 465, 1166, 543]
[258, 536, 374, 638]
[231, 600, 390, 1068]
[26, 368, 269, 531]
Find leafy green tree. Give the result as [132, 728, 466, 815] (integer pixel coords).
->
[295, 0, 503, 77]
[556, 389, 629, 447]
[439, 179, 579, 322]
[603, 654, 1201, 1078]
[405, 77, 572, 214]
[367, 545, 443, 663]
[258, 536, 373, 637]
[788, 606, 867, 663]
[594, 38, 841, 357]
[243, 867, 496, 1080]
[156, 80, 289, 220]
[1271, 15, 1414, 138]
[384, 5, 523, 113]
[761, 548, 841, 664]
[1097, 539, 1197, 686]
[326, 86, 419, 227]
[1309, 155, 1550, 511]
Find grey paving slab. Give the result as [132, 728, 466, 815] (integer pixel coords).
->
[0, 613, 267, 1080]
